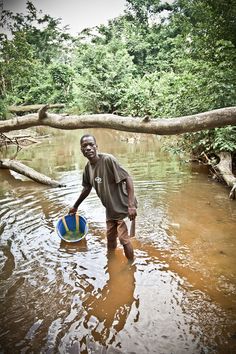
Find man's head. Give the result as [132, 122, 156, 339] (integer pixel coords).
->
[80, 134, 98, 163]
[80, 134, 96, 145]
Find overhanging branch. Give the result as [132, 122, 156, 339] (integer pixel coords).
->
[1, 107, 236, 135]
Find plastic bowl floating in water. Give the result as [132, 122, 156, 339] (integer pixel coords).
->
[56, 214, 88, 242]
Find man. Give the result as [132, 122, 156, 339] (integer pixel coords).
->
[69, 134, 137, 260]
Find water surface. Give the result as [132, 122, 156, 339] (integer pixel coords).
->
[0, 129, 235, 353]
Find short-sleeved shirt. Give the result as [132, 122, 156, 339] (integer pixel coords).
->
[82, 153, 135, 220]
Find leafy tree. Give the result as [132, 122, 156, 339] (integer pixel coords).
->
[72, 39, 136, 113]
[1, 1, 72, 64]
[125, 0, 172, 24]
[0, 0, 235, 161]
[0, 1, 73, 117]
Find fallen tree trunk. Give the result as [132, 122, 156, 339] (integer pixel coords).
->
[215, 152, 236, 200]
[0, 159, 65, 188]
[0, 106, 236, 135]
[8, 104, 65, 114]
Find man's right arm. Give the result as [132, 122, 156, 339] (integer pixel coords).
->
[69, 185, 92, 214]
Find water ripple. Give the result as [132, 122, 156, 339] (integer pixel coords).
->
[0, 131, 235, 353]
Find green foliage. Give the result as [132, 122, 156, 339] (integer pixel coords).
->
[126, 0, 172, 24]
[48, 64, 75, 103]
[183, 127, 236, 156]
[0, 1, 72, 117]
[0, 1, 72, 64]
[118, 47, 236, 120]
[0, 0, 235, 158]
[213, 127, 236, 153]
[72, 40, 135, 113]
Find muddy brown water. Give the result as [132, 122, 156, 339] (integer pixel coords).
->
[0, 129, 235, 354]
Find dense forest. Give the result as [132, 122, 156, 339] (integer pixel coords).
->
[0, 0, 236, 159]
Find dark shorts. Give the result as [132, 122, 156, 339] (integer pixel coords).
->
[106, 219, 130, 246]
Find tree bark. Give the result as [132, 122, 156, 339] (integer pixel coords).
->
[215, 152, 236, 200]
[0, 159, 65, 188]
[0, 106, 236, 135]
[8, 104, 65, 114]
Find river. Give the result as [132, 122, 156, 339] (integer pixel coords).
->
[0, 128, 235, 354]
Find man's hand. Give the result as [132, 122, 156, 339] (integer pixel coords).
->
[68, 207, 77, 215]
[128, 207, 137, 220]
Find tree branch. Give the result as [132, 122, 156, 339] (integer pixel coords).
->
[8, 103, 65, 113]
[215, 152, 236, 200]
[0, 159, 65, 187]
[38, 104, 49, 120]
[1, 107, 236, 135]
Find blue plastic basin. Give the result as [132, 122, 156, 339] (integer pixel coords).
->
[56, 214, 88, 242]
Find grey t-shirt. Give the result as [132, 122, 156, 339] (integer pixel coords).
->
[82, 153, 134, 220]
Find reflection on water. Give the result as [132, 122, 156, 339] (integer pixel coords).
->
[0, 128, 236, 353]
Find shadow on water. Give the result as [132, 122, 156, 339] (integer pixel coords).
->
[0, 128, 236, 353]
[56, 248, 137, 353]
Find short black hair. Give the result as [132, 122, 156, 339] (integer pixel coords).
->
[80, 134, 96, 144]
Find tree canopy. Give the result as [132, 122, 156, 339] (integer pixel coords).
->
[0, 0, 236, 155]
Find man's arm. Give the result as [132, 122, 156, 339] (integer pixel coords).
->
[125, 176, 137, 220]
[69, 185, 92, 214]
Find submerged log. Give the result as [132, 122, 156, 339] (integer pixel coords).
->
[215, 152, 236, 200]
[0, 159, 65, 187]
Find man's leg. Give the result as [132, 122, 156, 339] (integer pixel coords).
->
[106, 220, 118, 250]
[117, 220, 134, 260]
[123, 243, 134, 260]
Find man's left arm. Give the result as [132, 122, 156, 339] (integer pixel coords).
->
[125, 176, 137, 220]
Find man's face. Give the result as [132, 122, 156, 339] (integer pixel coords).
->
[80, 136, 98, 162]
